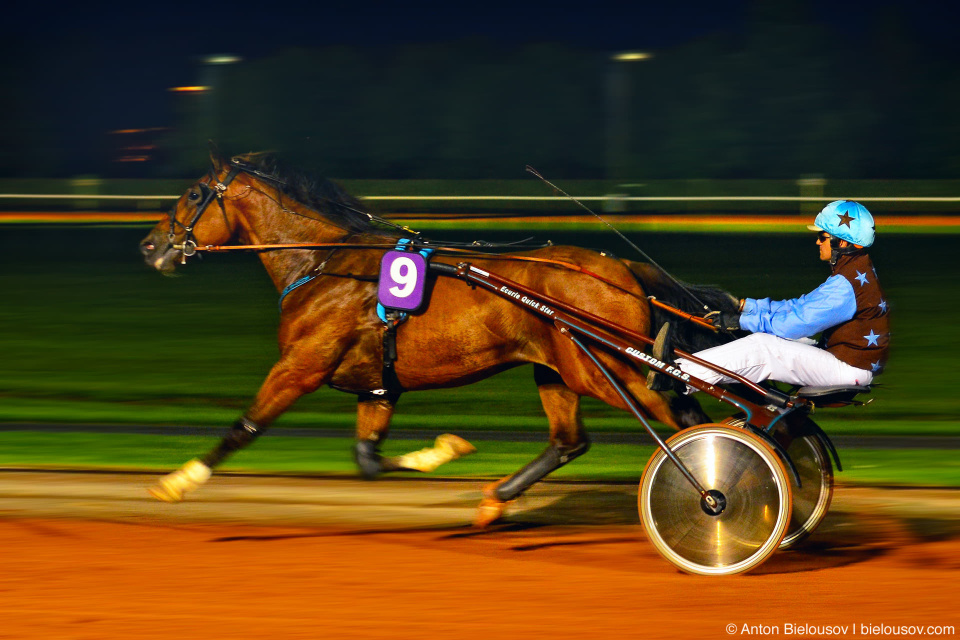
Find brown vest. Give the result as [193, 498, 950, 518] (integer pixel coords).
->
[822, 253, 890, 374]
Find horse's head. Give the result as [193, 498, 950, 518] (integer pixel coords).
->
[140, 151, 242, 274]
[141, 147, 397, 277]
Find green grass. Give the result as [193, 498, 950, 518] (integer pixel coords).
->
[2, 228, 957, 424]
[0, 431, 954, 487]
[3, 396, 960, 437]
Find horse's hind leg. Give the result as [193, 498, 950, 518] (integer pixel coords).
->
[668, 393, 712, 428]
[354, 393, 399, 479]
[473, 356, 697, 526]
[355, 393, 477, 480]
[475, 365, 589, 527]
[536, 365, 588, 449]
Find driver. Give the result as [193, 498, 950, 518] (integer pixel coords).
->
[648, 200, 889, 392]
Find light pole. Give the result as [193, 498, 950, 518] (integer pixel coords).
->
[605, 51, 651, 182]
[168, 55, 241, 173]
[198, 55, 242, 145]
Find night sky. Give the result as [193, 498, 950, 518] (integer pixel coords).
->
[3, 0, 957, 168]
[9, 0, 747, 124]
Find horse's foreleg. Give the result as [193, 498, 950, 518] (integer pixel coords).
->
[475, 366, 589, 527]
[150, 357, 323, 502]
[149, 414, 268, 503]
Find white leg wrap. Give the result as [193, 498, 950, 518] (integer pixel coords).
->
[391, 434, 476, 473]
[148, 459, 212, 503]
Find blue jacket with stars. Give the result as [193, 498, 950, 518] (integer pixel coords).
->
[740, 252, 889, 374]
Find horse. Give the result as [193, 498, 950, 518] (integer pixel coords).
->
[139, 149, 736, 526]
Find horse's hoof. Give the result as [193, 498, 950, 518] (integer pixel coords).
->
[474, 497, 509, 528]
[473, 478, 512, 527]
[437, 434, 477, 458]
[149, 459, 211, 502]
[390, 434, 477, 473]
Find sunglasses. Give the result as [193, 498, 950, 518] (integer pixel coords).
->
[816, 231, 831, 243]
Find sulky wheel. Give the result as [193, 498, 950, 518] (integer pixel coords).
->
[639, 424, 792, 576]
[723, 416, 834, 550]
[778, 431, 833, 549]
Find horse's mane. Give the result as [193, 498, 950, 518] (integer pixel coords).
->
[231, 153, 392, 237]
[626, 261, 744, 353]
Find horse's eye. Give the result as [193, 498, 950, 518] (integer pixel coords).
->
[187, 190, 201, 202]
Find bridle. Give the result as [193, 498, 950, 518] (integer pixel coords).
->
[168, 164, 241, 259]
[167, 159, 414, 262]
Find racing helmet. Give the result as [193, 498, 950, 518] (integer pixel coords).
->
[808, 200, 875, 247]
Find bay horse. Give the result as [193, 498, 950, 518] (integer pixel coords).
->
[140, 150, 733, 525]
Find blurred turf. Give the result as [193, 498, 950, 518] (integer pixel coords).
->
[0, 431, 955, 487]
[1, 225, 958, 436]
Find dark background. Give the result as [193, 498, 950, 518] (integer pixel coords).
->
[2, 0, 959, 180]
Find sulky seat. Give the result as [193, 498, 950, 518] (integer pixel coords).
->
[795, 385, 871, 406]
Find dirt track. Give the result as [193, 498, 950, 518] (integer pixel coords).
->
[0, 471, 958, 639]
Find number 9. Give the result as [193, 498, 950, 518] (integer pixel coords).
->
[389, 256, 418, 298]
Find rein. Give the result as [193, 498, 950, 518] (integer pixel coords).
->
[186, 240, 716, 330]
[186, 240, 617, 275]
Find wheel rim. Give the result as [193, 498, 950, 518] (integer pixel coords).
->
[721, 416, 835, 550]
[639, 425, 792, 576]
[779, 433, 833, 549]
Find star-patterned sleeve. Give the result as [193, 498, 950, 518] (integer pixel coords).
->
[739, 275, 857, 339]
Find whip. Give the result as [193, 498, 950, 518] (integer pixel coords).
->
[525, 165, 712, 312]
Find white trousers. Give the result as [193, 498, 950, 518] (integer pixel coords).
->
[675, 333, 874, 389]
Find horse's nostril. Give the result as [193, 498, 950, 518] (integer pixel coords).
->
[142, 241, 155, 251]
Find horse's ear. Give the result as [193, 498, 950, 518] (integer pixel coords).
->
[207, 140, 224, 172]
[233, 150, 273, 164]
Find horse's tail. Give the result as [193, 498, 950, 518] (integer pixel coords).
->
[624, 260, 741, 353]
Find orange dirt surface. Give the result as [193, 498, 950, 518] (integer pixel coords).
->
[0, 471, 958, 640]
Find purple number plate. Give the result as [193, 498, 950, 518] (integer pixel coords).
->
[377, 250, 427, 312]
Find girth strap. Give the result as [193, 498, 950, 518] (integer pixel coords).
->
[373, 238, 436, 397]
[380, 312, 406, 397]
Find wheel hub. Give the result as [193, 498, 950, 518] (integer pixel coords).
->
[700, 489, 727, 516]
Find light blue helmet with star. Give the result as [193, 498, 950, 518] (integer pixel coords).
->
[811, 200, 875, 247]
